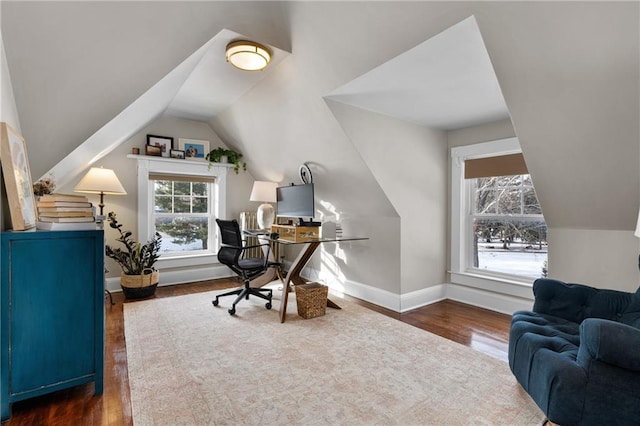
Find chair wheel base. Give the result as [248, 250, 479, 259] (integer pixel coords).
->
[228, 307, 236, 315]
[212, 299, 219, 306]
[266, 302, 272, 310]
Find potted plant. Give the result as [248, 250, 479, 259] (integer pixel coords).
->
[105, 211, 162, 299]
[205, 147, 247, 174]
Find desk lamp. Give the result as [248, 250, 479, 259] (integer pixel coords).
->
[250, 181, 277, 229]
[74, 167, 127, 221]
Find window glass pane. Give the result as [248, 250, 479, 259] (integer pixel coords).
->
[497, 188, 522, 214]
[523, 187, 542, 214]
[473, 218, 547, 279]
[173, 196, 191, 213]
[192, 197, 207, 213]
[155, 217, 209, 252]
[192, 182, 206, 196]
[475, 190, 497, 214]
[174, 181, 191, 195]
[155, 195, 172, 213]
[154, 180, 172, 195]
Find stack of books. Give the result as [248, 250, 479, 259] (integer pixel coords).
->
[36, 193, 97, 230]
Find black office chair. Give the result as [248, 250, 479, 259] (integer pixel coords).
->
[212, 219, 273, 315]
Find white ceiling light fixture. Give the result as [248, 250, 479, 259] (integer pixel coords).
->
[225, 40, 271, 71]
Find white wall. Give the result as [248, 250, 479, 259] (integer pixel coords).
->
[548, 228, 639, 292]
[327, 101, 448, 297]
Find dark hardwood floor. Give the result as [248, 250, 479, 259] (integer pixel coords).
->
[4, 279, 511, 425]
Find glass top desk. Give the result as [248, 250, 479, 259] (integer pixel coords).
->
[244, 230, 368, 323]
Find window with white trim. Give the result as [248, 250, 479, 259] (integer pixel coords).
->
[132, 155, 230, 269]
[451, 138, 548, 282]
[150, 173, 215, 255]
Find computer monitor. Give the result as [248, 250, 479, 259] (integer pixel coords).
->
[276, 183, 314, 220]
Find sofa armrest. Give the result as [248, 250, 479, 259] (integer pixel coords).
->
[577, 318, 640, 372]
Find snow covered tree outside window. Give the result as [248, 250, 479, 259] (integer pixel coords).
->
[152, 179, 213, 254]
[470, 174, 547, 278]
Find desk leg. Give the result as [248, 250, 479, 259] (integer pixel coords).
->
[279, 241, 320, 323]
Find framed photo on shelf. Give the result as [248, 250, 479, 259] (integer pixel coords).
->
[178, 138, 209, 159]
[0, 123, 37, 230]
[145, 144, 162, 156]
[170, 149, 185, 159]
[146, 134, 173, 158]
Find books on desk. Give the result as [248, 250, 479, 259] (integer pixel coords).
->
[36, 193, 95, 228]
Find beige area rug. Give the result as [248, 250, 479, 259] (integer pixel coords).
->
[124, 287, 545, 425]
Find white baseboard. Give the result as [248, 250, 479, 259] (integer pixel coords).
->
[445, 283, 534, 315]
[106, 263, 534, 316]
[105, 264, 232, 292]
[400, 284, 447, 312]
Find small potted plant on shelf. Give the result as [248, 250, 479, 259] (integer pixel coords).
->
[105, 212, 162, 299]
[205, 147, 247, 174]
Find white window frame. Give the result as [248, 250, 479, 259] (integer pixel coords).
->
[450, 138, 541, 299]
[131, 155, 231, 270]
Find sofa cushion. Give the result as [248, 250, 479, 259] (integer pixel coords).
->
[620, 287, 640, 328]
[533, 279, 633, 324]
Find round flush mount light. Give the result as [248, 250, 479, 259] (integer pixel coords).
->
[225, 40, 271, 71]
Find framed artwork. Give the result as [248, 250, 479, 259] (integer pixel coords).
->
[170, 149, 185, 159]
[146, 134, 173, 158]
[178, 138, 209, 159]
[145, 144, 162, 156]
[0, 123, 37, 230]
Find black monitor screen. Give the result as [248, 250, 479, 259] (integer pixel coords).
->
[276, 183, 314, 219]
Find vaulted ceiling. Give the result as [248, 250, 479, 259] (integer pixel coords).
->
[2, 1, 638, 232]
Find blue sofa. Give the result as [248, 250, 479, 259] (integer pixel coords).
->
[509, 278, 640, 426]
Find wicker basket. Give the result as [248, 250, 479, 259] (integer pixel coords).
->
[120, 270, 159, 300]
[120, 270, 159, 288]
[295, 282, 328, 319]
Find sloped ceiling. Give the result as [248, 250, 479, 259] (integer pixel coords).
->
[326, 16, 509, 130]
[2, 1, 638, 232]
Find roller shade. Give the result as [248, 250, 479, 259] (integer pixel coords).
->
[465, 153, 528, 179]
[148, 173, 216, 183]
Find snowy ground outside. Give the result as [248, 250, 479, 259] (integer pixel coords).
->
[158, 232, 203, 253]
[478, 242, 547, 279]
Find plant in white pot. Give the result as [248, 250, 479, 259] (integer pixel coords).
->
[105, 212, 162, 299]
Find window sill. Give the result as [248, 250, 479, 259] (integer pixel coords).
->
[157, 253, 218, 269]
[449, 271, 534, 300]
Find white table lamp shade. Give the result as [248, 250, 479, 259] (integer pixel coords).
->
[75, 167, 127, 195]
[250, 181, 277, 229]
[635, 208, 640, 238]
[74, 167, 127, 216]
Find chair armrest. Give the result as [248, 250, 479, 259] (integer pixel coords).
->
[242, 242, 270, 250]
[577, 318, 640, 372]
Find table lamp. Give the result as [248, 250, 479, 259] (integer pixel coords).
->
[250, 181, 278, 229]
[74, 166, 127, 220]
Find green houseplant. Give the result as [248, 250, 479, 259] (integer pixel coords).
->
[105, 212, 162, 299]
[205, 147, 247, 174]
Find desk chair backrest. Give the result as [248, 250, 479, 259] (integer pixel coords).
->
[216, 219, 243, 267]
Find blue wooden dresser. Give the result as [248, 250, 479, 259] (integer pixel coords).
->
[1, 229, 104, 421]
